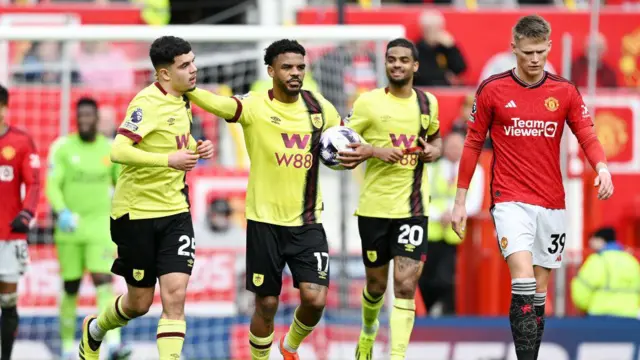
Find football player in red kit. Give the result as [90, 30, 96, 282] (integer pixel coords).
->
[451, 15, 613, 360]
[0, 84, 40, 360]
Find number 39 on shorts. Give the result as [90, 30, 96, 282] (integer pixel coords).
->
[178, 235, 196, 258]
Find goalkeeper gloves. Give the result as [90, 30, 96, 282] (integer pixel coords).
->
[57, 209, 77, 233]
[10, 210, 33, 233]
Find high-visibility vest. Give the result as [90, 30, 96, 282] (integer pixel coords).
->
[135, 0, 170, 26]
[571, 249, 640, 318]
[427, 161, 462, 245]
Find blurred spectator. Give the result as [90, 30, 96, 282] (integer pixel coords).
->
[77, 42, 135, 90]
[313, 42, 379, 113]
[479, 48, 556, 84]
[419, 131, 484, 316]
[194, 197, 246, 249]
[18, 41, 79, 84]
[571, 33, 617, 88]
[450, 94, 474, 134]
[450, 94, 493, 149]
[571, 227, 640, 318]
[98, 105, 118, 139]
[414, 10, 467, 86]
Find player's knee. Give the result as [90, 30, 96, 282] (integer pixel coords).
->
[63, 279, 82, 295]
[125, 291, 154, 317]
[255, 296, 279, 320]
[365, 276, 387, 298]
[0, 292, 18, 309]
[393, 277, 417, 299]
[90, 273, 113, 287]
[299, 291, 326, 313]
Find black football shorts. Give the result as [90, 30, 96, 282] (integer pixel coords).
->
[245, 220, 330, 296]
[110, 212, 195, 287]
[358, 216, 428, 268]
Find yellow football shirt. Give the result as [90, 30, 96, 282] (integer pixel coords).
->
[111, 82, 196, 220]
[223, 89, 340, 226]
[345, 87, 440, 219]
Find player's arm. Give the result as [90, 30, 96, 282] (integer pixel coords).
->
[11, 138, 40, 233]
[45, 138, 68, 213]
[451, 89, 492, 238]
[111, 100, 198, 170]
[566, 86, 613, 200]
[186, 87, 244, 124]
[417, 92, 443, 163]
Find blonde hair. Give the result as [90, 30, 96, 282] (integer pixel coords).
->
[513, 15, 551, 42]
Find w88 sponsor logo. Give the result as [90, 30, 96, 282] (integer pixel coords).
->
[505, 117, 558, 138]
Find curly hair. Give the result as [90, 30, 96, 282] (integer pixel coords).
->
[386, 38, 419, 61]
[76, 97, 98, 112]
[149, 36, 192, 68]
[264, 39, 306, 66]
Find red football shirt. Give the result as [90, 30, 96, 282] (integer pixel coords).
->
[0, 126, 40, 240]
[457, 70, 606, 209]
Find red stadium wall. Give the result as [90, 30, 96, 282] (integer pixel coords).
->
[297, 7, 640, 88]
[0, 4, 142, 24]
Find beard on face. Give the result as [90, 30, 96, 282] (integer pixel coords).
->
[387, 72, 412, 87]
[78, 123, 97, 142]
[277, 77, 302, 97]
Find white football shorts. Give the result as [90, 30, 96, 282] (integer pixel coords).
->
[491, 202, 567, 268]
[0, 240, 29, 283]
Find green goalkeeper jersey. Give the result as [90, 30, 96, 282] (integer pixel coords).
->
[46, 134, 119, 243]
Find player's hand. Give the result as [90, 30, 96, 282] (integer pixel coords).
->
[594, 168, 614, 200]
[417, 138, 440, 163]
[372, 147, 404, 163]
[451, 203, 467, 239]
[168, 150, 199, 171]
[56, 209, 77, 233]
[337, 143, 374, 169]
[196, 139, 214, 160]
[437, 30, 455, 47]
[10, 210, 33, 234]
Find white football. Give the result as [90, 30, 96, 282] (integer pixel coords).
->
[319, 126, 361, 170]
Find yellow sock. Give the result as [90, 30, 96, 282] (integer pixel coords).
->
[96, 294, 130, 332]
[157, 319, 186, 360]
[249, 331, 273, 360]
[284, 308, 316, 352]
[390, 298, 416, 360]
[362, 286, 384, 334]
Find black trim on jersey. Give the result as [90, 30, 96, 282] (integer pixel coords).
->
[476, 71, 511, 96]
[300, 90, 324, 225]
[410, 88, 430, 217]
[510, 69, 548, 89]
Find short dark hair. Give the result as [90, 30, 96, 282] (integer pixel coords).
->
[76, 97, 98, 112]
[386, 38, 419, 61]
[513, 15, 551, 42]
[0, 84, 7, 107]
[149, 36, 192, 68]
[264, 39, 306, 66]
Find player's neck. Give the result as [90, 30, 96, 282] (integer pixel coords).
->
[158, 80, 184, 98]
[387, 84, 413, 99]
[271, 87, 298, 104]
[514, 67, 544, 85]
[0, 122, 7, 136]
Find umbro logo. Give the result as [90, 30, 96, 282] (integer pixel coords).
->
[505, 100, 517, 108]
[167, 118, 175, 126]
[270, 116, 281, 125]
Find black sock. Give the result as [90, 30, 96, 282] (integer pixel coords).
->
[533, 293, 547, 360]
[510, 278, 537, 360]
[1, 306, 19, 360]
